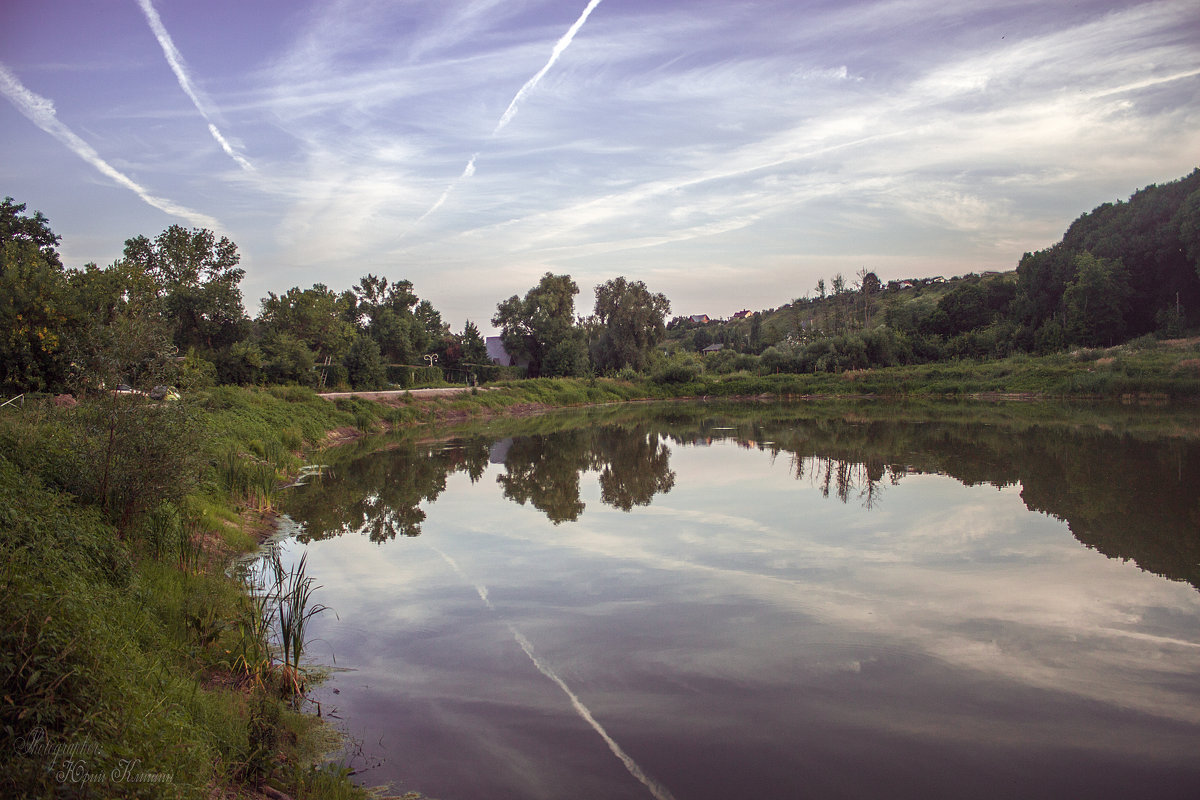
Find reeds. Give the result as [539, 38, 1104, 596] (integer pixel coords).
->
[273, 550, 327, 702]
[232, 547, 329, 704]
[216, 444, 281, 511]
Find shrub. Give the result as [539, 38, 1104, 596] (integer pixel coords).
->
[653, 353, 703, 383]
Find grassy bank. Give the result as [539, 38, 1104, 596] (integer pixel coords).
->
[345, 339, 1200, 423]
[0, 388, 381, 800]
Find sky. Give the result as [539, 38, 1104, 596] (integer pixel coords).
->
[2, 0, 1199, 333]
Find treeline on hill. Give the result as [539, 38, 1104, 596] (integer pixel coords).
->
[3, 168, 1199, 396]
[664, 169, 1200, 377]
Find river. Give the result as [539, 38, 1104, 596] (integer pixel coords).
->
[275, 400, 1200, 799]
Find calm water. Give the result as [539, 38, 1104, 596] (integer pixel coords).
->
[278, 402, 1200, 800]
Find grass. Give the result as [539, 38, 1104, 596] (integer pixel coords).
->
[0, 390, 376, 799]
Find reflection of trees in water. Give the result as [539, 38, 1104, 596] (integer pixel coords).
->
[496, 425, 676, 522]
[595, 427, 675, 511]
[792, 454, 902, 508]
[284, 403, 1200, 589]
[496, 430, 588, 524]
[288, 437, 491, 543]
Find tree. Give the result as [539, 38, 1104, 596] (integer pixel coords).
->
[352, 274, 426, 363]
[344, 334, 387, 390]
[459, 321, 490, 365]
[0, 199, 72, 392]
[591, 276, 671, 372]
[1, 240, 70, 393]
[492, 273, 588, 377]
[259, 284, 355, 362]
[1, 197, 62, 268]
[1063, 253, 1130, 346]
[120, 226, 247, 353]
[857, 269, 880, 328]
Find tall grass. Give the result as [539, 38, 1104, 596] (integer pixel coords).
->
[271, 550, 328, 703]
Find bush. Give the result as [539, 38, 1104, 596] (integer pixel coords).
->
[653, 353, 703, 383]
[343, 335, 386, 390]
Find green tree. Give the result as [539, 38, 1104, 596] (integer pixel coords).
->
[344, 334, 387, 390]
[0, 199, 70, 392]
[492, 273, 588, 377]
[1063, 253, 1131, 346]
[261, 332, 317, 385]
[259, 284, 355, 362]
[353, 275, 425, 363]
[1, 241, 70, 393]
[120, 226, 247, 353]
[591, 276, 671, 372]
[459, 320, 490, 365]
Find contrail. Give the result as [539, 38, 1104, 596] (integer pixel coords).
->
[134, 0, 254, 171]
[428, 542, 676, 800]
[493, 0, 604, 135]
[0, 63, 220, 229]
[411, 153, 479, 226]
[410, 0, 604, 228]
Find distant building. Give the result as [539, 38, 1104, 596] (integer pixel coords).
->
[731, 310, 752, 320]
[485, 336, 514, 366]
[701, 343, 725, 354]
[689, 314, 711, 324]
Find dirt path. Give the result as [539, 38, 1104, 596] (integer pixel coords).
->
[317, 386, 476, 400]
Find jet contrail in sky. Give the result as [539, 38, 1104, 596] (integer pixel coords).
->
[493, 0, 604, 135]
[0, 63, 220, 229]
[134, 0, 254, 172]
[409, 0, 604, 229]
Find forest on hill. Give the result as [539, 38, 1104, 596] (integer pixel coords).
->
[2, 168, 1198, 395]
[668, 168, 1200, 375]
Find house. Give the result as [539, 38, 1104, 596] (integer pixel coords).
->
[689, 314, 711, 324]
[701, 343, 724, 355]
[485, 336, 514, 366]
[731, 310, 752, 320]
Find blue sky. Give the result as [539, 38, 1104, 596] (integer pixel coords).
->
[3, 0, 1199, 332]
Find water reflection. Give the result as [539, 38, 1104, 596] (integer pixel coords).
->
[285, 403, 1200, 588]
[281, 401, 1200, 799]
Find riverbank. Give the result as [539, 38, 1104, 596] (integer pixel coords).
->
[2, 339, 1197, 798]
[0, 388, 403, 800]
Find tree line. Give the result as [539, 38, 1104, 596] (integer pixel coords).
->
[3, 167, 1198, 394]
[1, 196, 677, 393]
[663, 168, 1200, 375]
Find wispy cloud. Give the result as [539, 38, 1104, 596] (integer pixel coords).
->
[133, 0, 254, 172]
[0, 62, 219, 229]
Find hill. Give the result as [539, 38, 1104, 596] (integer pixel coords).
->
[665, 168, 1200, 369]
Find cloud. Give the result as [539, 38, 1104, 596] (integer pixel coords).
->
[0, 62, 220, 229]
[133, 0, 254, 172]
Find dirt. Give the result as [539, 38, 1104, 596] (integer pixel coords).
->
[317, 387, 477, 401]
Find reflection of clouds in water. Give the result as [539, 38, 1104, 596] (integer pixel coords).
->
[437, 465, 1200, 729]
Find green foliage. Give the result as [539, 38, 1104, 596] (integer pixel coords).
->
[591, 276, 672, 372]
[493, 272, 589, 377]
[343, 333, 387, 390]
[120, 225, 248, 355]
[1, 237, 70, 392]
[262, 332, 318, 386]
[653, 352, 703, 383]
[259, 284, 355, 362]
[1063, 252, 1131, 346]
